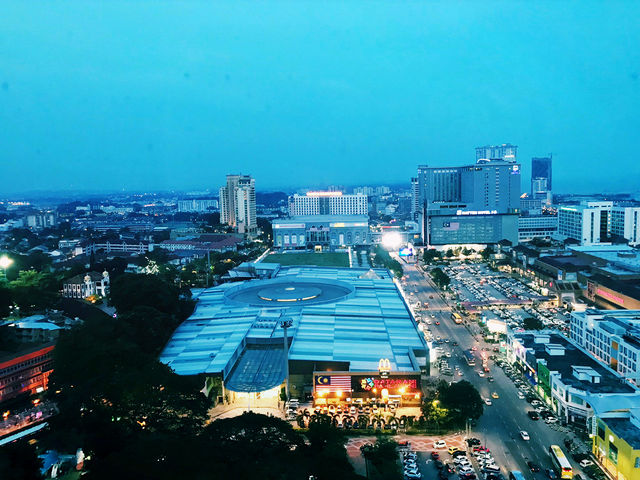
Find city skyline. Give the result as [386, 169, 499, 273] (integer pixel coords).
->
[2, 1, 640, 195]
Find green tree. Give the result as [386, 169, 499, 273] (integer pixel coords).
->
[9, 270, 60, 312]
[481, 246, 494, 260]
[109, 273, 181, 315]
[523, 316, 544, 330]
[430, 268, 450, 289]
[423, 249, 440, 264]
[438, 380, 484, 426]
[0, 441, 43, 480]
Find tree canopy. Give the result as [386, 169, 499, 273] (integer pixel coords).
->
[523, 316, 544, 330]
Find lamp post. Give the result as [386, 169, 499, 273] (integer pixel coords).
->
[281, 318, 293, 402]
[0, 255, 13, 280]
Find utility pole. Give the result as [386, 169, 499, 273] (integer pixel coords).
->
[281, 318, 293, 402]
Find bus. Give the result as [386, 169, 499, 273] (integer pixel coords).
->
[464, 350, 476, 366]
[452, 312, 463, 324]
[549, 445, 573, 479]
[508, 472, 526, 480]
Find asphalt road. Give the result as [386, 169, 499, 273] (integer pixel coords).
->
[401, 261, 577, 480]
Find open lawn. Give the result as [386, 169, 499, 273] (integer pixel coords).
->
[266, 252, 349, 267]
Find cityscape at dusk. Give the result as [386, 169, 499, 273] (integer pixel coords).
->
[2, 2, 640, 480]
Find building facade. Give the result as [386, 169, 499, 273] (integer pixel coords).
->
[518, 214, 558, 242]
[475, 144, 518, 163]
[288, 192, 368, 216]
[558, 201, 613, 246]
[272, 215, 369, 250]
[0, 343, 55, 404]
[62, 271, 110, 299]
[177, 198, 219, 213]
[570, 309, 640, 385]
[611, 206, 640, 246]
[591, 403, 640, 480]
[219, 174, 257, 235]
[531, 156, 552, 197]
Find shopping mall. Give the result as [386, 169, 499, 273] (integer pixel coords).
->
[160, 264, 428, 407]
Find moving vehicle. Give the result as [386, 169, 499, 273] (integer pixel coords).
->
[452, 312, 463, 324]
[520, 431, 530, 440]
[464, 351, 476, 366]
[484, 398, 492, 406]
[508, 472, 526, 480]
[491, 392, 499, 399]
[578, 459, 593, 468]
[527, 411, 539, 420]
[549, 445, 573, 479]
[527, 461, 540, 473]
[434, 440, 447, 449]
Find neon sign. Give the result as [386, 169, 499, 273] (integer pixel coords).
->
[360, 378, 418, 391]
[596, 288, 624, 305]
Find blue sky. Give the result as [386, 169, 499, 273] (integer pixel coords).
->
[1, 0, 639, 194]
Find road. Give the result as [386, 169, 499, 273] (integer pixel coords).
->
[401, 261, 576, 480]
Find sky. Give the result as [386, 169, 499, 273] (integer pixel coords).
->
[1, 0, 639, 195]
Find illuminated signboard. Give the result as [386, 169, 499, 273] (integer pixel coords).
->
[273, 223, 306, 229]
[399, 247, 414, 257]
[596, 288, 625, 306]
[351, 375, 420, 393]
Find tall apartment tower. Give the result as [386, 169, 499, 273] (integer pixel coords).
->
[219, 174, 257, 234]
[531, 156, 552, 198]
[475, 144, 518, 163]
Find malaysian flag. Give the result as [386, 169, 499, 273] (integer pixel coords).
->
[315, 375, 352, 393]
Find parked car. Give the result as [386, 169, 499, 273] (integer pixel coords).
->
[527, 411, 539, 420]
[579, 459, 594, 468]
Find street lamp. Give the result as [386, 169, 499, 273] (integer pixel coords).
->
[0, 255, 13, 279]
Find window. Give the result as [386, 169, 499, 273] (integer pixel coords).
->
[609, 442, 618, 465]
[598, 424, 605, 440]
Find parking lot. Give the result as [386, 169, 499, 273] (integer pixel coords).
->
[445, 263, 548, 306]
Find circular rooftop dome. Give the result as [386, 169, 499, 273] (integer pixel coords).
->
[224, 278, 354, 307]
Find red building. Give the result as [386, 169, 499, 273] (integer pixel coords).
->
[0, 343, 55, 404]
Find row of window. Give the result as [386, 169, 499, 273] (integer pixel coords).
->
[0, 353, 53, 377]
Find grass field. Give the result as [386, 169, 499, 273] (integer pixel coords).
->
[266, 252, 350, 267]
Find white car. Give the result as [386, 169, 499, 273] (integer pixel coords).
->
[579, 459, 594, 468]
[484, 398, 492, 406]
[520, 431, 530, 441]
[433, 440, 447, 449]
[517, 392, 525, 399]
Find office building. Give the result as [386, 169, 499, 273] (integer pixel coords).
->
[611, 206, 640, 246]
[25, 212, 57, 230]
[0, 343, 55, 404]
[475, 143, 518, 163]
[160, 265, 427, 405]
[518, 214, 558, 242]
[558, 201, 613, 246]
[507, 331, 639, 428]
[220, 175, 257, 235]
[531, 156, 553, 197]
[177, 198, 219, 213]
[414, 155, 521, 246]
[272, 215, 369, 250]
[571, 309, 640, 385]
[288, 191, 368, 216]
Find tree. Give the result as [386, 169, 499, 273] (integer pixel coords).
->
[0, 441, 43, 480]
[9, 270, 60, 313]
[109, 273, 181, 315]
[481, 246, 494, 260]
[423, 249, 440, 264]
[430, 268, 450, 289]
[361, 437, 401, 480]
[438, 380, 484, 426]
[523, 316, 544, 330]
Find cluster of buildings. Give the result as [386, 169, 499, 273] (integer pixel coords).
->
[507, 309, 640, 480]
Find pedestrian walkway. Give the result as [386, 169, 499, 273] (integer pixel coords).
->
[345, 432, 466, 455]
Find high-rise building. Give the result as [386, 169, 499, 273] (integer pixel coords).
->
[177, 198, 219, 213]
[531, 156, 552, 198]
[414, 156, 521, 246]
[475, 144, 518, 163]
[558, 201, 613, 246]
[288, 192, 368, 216]
[219, 174, 257, 234]
[610, 206, 640, 246]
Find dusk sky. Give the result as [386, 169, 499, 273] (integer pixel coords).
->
[1, 1, 639, 195]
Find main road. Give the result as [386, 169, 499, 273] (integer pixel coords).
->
[401, 260, 577, 480]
